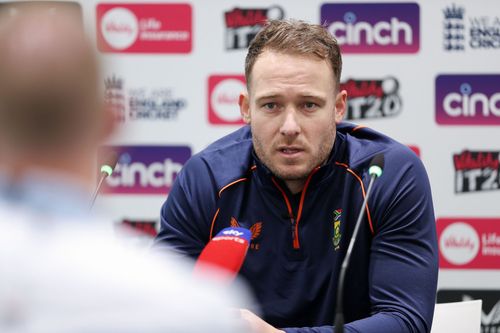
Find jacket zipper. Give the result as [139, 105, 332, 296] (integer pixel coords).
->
[291, 217, 299, 249]
[271, 167, 320, 250]
[271, 177, 299, 249]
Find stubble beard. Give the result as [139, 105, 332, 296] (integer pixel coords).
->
[252, 129, 336, 182]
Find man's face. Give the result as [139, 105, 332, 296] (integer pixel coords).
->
[239, 50, 346, 190]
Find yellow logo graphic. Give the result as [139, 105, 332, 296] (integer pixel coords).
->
[332, 209, 342, 250]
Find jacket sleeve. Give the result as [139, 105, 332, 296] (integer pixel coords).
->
[283, 150, 439, 333]
[154, 155, 218, 259]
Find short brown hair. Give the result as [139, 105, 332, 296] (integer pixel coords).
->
[245, 19, 342, 91]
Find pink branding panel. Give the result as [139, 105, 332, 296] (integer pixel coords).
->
[208, 75, 246, 125]
[97, 3, 192, 53]
[437, 218, 500, 269]
[436, 75, 500, 125]
[320, 3, 420, 53]
[100, 146, 191, 194]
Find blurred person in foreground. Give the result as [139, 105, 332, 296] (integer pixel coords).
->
[0, 3, 250, 332]
[155, 19, 439, 333]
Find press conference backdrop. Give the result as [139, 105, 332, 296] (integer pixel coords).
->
[3, 0, 500, 330]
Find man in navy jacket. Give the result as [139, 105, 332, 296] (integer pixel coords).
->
[155, 19, 438, 333]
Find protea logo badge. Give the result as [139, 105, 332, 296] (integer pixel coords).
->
[332, 209, 342, 250]
[321, 3, 420, 53]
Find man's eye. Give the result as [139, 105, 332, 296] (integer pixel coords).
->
[304, 102, 318, 111]
[263, 103, 277, 110]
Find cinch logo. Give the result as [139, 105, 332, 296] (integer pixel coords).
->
[104, 75, 187, 122]
[100, 146, 191, 194]
[453, 150, 500, 193]
[208, 75, 246, 125]
[320, 3, 420, 53]
[437, 218, 500, 269]
[97, 4, 192, 53]
[224, 6, 284, 50]
[436, 75, 500, 125]
[340, 77, 402, 120]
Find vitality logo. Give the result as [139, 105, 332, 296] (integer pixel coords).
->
[321, 3, 420, 53]
[208, 75, 246, 125]
[436, 75, 500, 125]
[437, 218, 500, 269]
[453, 150, 500, 193]
[97, 3, 192, 53]
[224, 6, 284, 50]
[100, 146, 191, 194]
[340, 77, 402, 120]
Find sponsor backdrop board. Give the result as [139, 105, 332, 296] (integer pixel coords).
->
[2, 0, 498, 327]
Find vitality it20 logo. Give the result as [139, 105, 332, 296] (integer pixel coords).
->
[97, 3, 192, 53]
[340, 77, 402, 120]
[436, 75, 500, 125]
[321, 3, 420, 53]
[453, 150, 500, 193]
[100, 146, 191, 194]
[224, 6, 284, 50]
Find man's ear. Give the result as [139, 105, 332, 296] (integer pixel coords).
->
[334, 90, 347, 124]
[239, 91, 251, 124]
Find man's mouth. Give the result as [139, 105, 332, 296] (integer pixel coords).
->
[278, 147, 303, 155]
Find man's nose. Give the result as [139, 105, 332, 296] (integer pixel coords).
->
[279, 108, 301, 136]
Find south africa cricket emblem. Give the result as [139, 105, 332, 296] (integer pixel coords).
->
[332, 209, 342, 250]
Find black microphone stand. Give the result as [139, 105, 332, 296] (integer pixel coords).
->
[334, 154, 384, 333]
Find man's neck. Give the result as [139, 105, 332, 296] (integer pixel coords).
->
[284, 179, 305, 194]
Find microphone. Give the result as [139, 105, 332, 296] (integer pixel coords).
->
[89, 152, 119, 209]
[334, 153, 384, 333]
[193, 227, 251, 283]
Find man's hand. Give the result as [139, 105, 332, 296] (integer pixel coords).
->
[239, 309, 286, 333]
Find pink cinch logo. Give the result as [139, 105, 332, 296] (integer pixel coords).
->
[100, 146, 191, 194]
[320, 3, 420, 53]
[436, 75, 500, 125]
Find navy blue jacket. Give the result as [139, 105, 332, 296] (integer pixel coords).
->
[155, 123, 438, 333]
